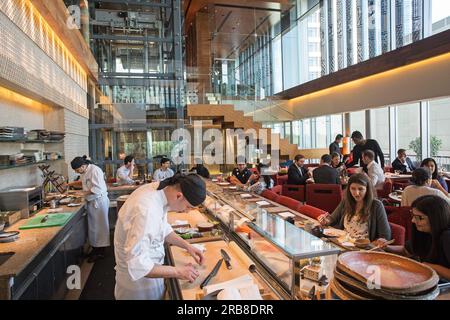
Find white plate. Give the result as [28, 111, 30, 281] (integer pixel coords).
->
[323, 228, 347, 237]
[256, 200, 270, 206]
[341, 241, 355, 247]
[211, 179, 219, 182]
[278, 212, 296, 219]
[67, 203, 81, 207]
[228, 186, 237, 190]
[240, 194, 253, 198]
[218, 182, 230, 186]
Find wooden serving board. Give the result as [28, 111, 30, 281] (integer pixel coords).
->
[169, 240, 273, 300]
[337, 251, 439, 294]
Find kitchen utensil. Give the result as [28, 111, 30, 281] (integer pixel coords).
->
[220, 249, 232, 270]
[200, 259, 223, 289]
[368, 239, 395, 251]
[40, 215, 49, 223]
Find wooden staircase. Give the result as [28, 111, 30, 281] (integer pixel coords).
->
[187, 104, 301, 160]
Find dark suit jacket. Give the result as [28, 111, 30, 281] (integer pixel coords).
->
[391, 157, 416, 174]
[313, 165, 340, 184]
[287, 164, 309, 185]
[329, 142, 341, 155]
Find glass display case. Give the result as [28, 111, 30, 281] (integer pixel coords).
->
[203, 180, 342, 299]
[249, 210, 340, 299]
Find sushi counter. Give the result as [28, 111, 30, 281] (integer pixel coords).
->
[165, 180, 450, 300]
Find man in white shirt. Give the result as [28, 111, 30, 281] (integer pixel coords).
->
[116, 155, 135, 185]
[362, 150, 385, 189]
[153, 157, 174, 181]
[114, 173, 206, 300]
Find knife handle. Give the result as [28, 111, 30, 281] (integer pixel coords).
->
[200, 273, 213, 289]
[224, 260, 232, 270]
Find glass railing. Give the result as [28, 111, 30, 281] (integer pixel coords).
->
[187, 70, 294, 124]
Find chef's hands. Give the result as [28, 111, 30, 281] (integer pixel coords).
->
[186, 244, 204, 265]
[175, 263, 199, 283]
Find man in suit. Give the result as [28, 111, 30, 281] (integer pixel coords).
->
[391, 149, 416, 173]
[313, 154, 340, 185]
[287, 154, 311, 185]
[329, 134, 343, 155]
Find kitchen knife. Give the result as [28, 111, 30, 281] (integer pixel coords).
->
[200, 258, 223, 289]
[220, 249, 232, 270]
[40, 215, 49, 223]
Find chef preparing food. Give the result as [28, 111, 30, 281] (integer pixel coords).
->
[114, 173, 207, 300]
[69, 156, 110, 263]
[116, 155, 135, 185]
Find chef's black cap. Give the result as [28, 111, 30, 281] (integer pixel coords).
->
[71, 156, 89, 170]
[157, 173, 206, 206]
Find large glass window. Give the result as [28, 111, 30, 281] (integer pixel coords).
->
[302, 119, 312, 149]
[350, 110, 366, 137]
[429, 97, 450, 171]
[282, 26, 300, 90]
[330, 114, 343, 139]
[298, 5, 322, 84]
[315, 116, 327, 148]
[292, 120, 301, 147]
[271, 35, 283, 94]
[431, 0, 450, 35]
[371, 107, 390, 155]
[397, 102, 421, 162]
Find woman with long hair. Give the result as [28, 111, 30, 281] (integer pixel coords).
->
[245, 163, 274, 194]
[401, 168, 449, 207]
[318, 173, 391, 241]
[421, 158, 448, 193]
[383, 195, 450, 280]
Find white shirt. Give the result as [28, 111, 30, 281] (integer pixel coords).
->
[364, 161, 385, 189]
[116, 165, 134, 185]
[401, 185, 449, 207]
[114, 182, 173, 298]
[81, 164, 108, 202]
[153, 168, 174, 181]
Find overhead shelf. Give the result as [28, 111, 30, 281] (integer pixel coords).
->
[0, 158, 64, 171]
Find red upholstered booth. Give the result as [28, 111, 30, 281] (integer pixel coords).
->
[276, 174, 288, 186]
[276, 195, 302, 211]
[306, 184, 343, 213]
[261, 190, 280, 202]
[384, 166, 394, 173]
[271, 185, 282, 195]
[296, 204, 326, 220]
[377, 178, 393, 200]
[385, 206, 413, 241]
[389, 222, 406, 246]
[282, 184, 306, 202]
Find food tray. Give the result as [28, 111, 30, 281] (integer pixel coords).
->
[337, 251, 439, 294]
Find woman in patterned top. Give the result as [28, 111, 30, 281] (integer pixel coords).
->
[318, 173, 391, 241]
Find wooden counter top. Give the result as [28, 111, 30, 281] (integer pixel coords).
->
[169, 240, 278, 300]
[167, 209, 209, 227]
[0, 204, 85, 279]
[107, 183, 142, 193]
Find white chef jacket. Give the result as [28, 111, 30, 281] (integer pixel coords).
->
[81, 164, 110, 247]
[114, 182, 173, 300]
[153, 168, 174, 182]
[116, 165, 134, 185]
[363, 161, 385, 189]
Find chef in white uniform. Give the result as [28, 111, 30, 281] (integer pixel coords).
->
[116, 155, 135, 185]
[70, 156, 110, 263]
[114, 173, 206, 300]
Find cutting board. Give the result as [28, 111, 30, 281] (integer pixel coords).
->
[19, 212, 74, 230]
